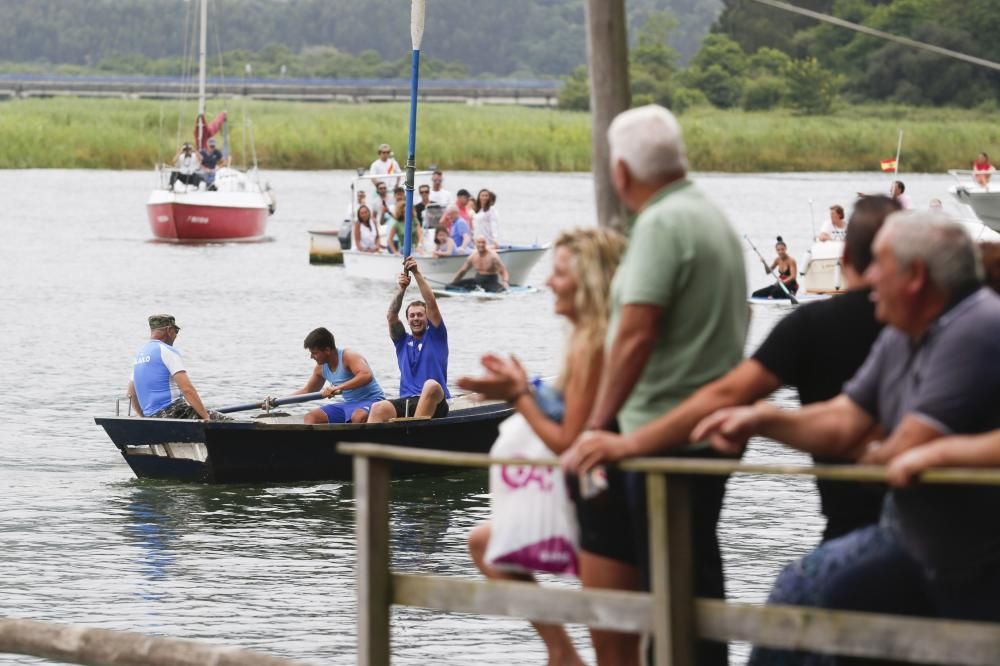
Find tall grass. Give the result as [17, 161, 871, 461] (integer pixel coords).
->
[0, 97, 996, 172]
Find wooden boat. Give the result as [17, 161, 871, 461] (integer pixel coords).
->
[95, 398, 511, 484]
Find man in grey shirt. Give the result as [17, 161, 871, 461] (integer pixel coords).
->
[694, 211, 1000, 660]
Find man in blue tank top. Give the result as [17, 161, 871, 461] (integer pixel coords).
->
[128, 314, 220, 420]
[283, 327, 385, 424]
[368, 257, 451, 422]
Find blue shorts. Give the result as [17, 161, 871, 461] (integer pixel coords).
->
[319, 399, 377, 423]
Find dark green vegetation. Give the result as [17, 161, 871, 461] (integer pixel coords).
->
[3, 98, 997, 173]
[562, 0, 1000, 113]
[0, 0, 719, 78]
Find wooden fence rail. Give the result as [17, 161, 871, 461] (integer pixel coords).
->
[0, 617, 309, 666]
[340, 442, 1000, 666]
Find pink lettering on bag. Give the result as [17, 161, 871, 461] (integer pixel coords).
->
[492, 536, 579, 576]
[500, 464, 555, 491]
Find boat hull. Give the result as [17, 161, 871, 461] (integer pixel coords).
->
[950, 186, 1000, 233]
[342, 246, 548, 286]
[307, 230, 345, 264]
[798, 241, 845, 295]
[95, 402, 511, 484]
[146, 190, 270, 242]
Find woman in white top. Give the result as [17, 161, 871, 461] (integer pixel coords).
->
[352, 205, 380, 253]
[472, 189, 500, 248]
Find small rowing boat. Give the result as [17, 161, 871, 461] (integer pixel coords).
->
[95, 396, 511, 484]
[432, 284, 539, 300]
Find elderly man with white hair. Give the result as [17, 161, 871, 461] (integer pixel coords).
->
[695, 211, 1000, 664]
[569, 105, 746, 666]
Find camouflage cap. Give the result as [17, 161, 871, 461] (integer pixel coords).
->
[148, 314, 180, 330]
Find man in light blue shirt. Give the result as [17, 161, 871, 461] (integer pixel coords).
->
[128, 314, 217, 420]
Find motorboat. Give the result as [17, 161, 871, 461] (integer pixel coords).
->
[146, 0, 275, 242]
[949, 169, 1000, 233]
[798, 240, 845, 295]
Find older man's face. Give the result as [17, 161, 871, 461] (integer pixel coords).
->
[865, 230, 913, 328]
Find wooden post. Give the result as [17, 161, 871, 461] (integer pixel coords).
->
[355, 455, 392, 666]
[584, 0, 630, 231]
[647, 472, 696, 666]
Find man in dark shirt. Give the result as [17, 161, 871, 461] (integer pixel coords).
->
[696, 211, 1000, 637]
[563, 195, 901, 542]
[199, 138, 225, 190]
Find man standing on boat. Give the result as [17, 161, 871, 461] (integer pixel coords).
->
[450, 236, 509, 292]
[428, 170, 453, 209]
[368, 257, 450, 423]
[282, 327, 385, 425]
[818, 204, 848, 241]
[573, 105, 747, 665]
[369, 143, 401, 190]
[128, 314, 223, 420]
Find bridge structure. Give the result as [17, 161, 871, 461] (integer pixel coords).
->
[0, 73, 562, 107]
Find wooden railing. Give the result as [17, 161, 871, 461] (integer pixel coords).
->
[0, 618, 308, 665]
[339, 442, 1000, 666]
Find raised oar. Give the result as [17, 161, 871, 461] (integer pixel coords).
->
[216, 391, 327, 414]
[744, 234, 799, 305]
[402, 0, 426, 260]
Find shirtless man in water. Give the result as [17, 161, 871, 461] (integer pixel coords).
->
[450, 235, 510, 292]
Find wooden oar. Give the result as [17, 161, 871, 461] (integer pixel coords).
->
[402, 0, 426, 259]
[217, 391, 327, 414]
[744, 234, 799, 304]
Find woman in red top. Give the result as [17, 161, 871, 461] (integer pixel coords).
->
[973, 151, 994, 187]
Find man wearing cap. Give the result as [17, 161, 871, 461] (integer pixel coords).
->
[369, 143, 401, 190]
[199, 138, 226, 191]
[169, 144, 202, 190]
[128, 315, 222, 420]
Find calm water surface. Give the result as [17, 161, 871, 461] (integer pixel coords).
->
[0, 170, 978, 664]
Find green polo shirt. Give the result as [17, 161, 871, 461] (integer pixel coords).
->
[607, 178, 748, 435]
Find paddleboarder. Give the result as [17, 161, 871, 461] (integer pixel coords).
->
[751, 236, 799, 300]
[449, 236, 509, 292]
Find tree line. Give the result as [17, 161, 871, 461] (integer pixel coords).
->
[562, 0, 1000, 113]
[0, 0, 719, 78]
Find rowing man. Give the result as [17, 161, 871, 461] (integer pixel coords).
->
[368, 257, 451, 422]
[282, 327, 385, 425]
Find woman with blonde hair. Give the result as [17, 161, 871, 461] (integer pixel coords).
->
[460, 227, 630, 666]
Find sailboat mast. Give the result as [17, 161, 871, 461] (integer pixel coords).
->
[197, 0, 208, 144]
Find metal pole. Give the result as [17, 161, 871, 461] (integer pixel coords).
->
[584, 0, 630, 231]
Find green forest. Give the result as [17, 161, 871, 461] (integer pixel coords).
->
[0, 0, 720, 77]
[1, 0, 997, 113]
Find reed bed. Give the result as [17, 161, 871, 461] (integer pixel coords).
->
[0, 97, 996, 172]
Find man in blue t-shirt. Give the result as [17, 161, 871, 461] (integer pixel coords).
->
[199, 138, 225, 190]
[128, 314, 219, 420]
[368, 257, 451, 422]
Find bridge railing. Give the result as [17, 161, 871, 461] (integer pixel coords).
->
[339, 442, 1000, 666]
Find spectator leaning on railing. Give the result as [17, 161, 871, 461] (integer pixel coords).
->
[693, 211, 1000, 665]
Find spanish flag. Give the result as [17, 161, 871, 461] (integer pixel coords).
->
[880, 159, 897, 172]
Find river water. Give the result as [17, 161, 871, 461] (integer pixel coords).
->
[0, 170, 983, 664]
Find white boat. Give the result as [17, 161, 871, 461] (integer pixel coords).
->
[948, 169, 1000, 233]
[433, 285, 539, 300]
[343, 245, 548, 286]
[146, 0, 274, 242]
[798, 240, 845, 295]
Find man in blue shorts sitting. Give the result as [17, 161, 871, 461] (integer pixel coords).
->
[285, 327, 385, 425]
[128, 314, 225, 420]
[368, 257, 450, 422]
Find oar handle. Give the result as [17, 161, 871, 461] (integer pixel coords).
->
[217, 391, 327, 414]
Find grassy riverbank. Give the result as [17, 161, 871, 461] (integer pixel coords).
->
[1, 97, 997, 172]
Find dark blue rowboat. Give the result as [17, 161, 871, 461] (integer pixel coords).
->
[94, 402, 511, 484]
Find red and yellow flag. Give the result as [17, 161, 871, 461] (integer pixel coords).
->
[880, 159, 897, 173]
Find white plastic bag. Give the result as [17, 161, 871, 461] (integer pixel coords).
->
[484, 413, 579, 576]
